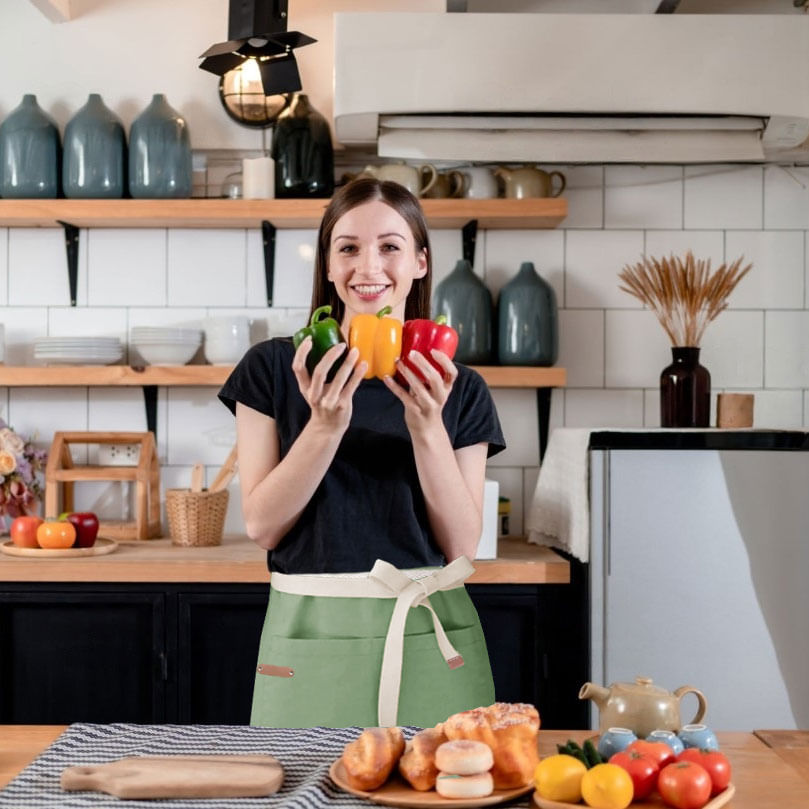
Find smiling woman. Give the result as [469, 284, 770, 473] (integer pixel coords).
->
[218, 177, 506, 729]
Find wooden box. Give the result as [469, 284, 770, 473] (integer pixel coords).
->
[44, 431, 162, 541]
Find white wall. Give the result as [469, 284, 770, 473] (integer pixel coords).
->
[1, 4, 808, 537]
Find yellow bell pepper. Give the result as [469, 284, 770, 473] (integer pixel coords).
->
[349, 306, 402, 379]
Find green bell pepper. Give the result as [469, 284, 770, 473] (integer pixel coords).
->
[292, 305, 347, 380]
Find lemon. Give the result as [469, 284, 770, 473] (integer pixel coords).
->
[581, 763, 634, 809]
[534, 754, 587, 803]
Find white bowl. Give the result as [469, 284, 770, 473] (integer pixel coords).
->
[132, 340, 200, 366]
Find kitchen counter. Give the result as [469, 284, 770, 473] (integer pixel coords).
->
[589, 429, 809, 451]
[2, 726, 808, 805]
[0, 535, 569, 585]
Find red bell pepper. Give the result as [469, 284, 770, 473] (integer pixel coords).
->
[395, 315, 459, 387]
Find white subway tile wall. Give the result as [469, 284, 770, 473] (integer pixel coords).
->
[1, 164, 807, 536]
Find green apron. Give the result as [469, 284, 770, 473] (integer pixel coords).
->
[250, 557, 495, 728]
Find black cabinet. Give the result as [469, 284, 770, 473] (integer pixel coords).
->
[1, 573, 587, 728]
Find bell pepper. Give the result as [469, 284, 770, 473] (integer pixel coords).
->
[349, 306, 402, 379]
[292, 305, 347, 380]
[395, 314, 459, 387]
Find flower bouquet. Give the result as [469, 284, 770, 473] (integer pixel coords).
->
[0, 419, 47, 524]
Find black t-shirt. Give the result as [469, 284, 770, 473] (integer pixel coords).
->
[219, 338, 506, 574]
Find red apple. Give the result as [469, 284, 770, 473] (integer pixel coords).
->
[64, 512, 99, 548]
[10, 515, 44, 548]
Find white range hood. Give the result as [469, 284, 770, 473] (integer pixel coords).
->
[333, 13, 809, 164]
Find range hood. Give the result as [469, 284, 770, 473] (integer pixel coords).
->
[333, 13, 809, 164]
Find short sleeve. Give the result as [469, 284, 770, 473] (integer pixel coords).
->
[448, 366, 506, 458]
[218, 339, 292, 418]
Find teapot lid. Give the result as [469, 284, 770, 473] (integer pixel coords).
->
[621, 676, 669, 695]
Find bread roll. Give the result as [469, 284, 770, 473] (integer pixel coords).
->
[341, 727, 405, 791]
[398, 726, 448, 791]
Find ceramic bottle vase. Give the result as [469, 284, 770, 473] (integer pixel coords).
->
[432, 259, 493, 364]
[497, 261, 558, 366]
[128, 94, 192, 199]
[272, 93, 334, 198]
[63, 94, 126, 198]
[660, 346, 711, 427]
[0, 94, 61, 198]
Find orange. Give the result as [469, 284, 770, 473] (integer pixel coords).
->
[36, 520, 76, 549]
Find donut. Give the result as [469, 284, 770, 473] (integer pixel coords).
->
[436, 770, 494, 799]
[435, 740, 494, 776]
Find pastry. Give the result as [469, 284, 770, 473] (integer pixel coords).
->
[434, 740, 493, 775]
[444, 702, 540, 789]
[340, 726, 405, 791]
[436, 770, 494, 799]
[398, 726, 448, 791]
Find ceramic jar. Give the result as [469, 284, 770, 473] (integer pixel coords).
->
[272, 93, 334, 198]
[497, 262, 558, 366]
[0, 94, 61, 198]
[63, 94, 126, 198]
[432, 259, 493, 364]
[128, 94, 192, 199]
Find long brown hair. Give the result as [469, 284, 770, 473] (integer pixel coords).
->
[310, 177, 432, 323]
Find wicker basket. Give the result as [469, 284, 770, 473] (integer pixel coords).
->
[165, 488, 229, 547]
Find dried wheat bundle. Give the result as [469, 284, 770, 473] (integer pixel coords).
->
[618, 251, 751, 346]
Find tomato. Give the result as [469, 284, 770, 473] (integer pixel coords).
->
[609, 749, 659, 799]
[626, 739, 677, 769]
[658, 761, 712, 809]
[580, 763, 634, 809]
[677, 749, 731, 796]
[534, 754, 587, 803]
[36, 519, 77, 549]
[10, 515, 44, 548]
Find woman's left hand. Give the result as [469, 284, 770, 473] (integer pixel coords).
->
[384, 348, 457, 434]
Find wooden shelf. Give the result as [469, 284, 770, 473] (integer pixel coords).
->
[0, 364, 566, 389]
[0, 197, 567, 230]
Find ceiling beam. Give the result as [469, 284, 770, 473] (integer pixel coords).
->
[28, 0, 73, 23]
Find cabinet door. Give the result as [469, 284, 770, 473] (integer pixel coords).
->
[0, 590, 165, 724]
[176, 589, 268, 724]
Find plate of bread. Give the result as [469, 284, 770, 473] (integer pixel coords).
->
[331, 702, 538, 807]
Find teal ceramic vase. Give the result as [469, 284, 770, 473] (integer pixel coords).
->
[432, 259, 493, 364]
[128, 94, 192, 198]
[497, 261, 559, 366]
[272, 93, 334, 198]
[0, 94, 61, 198]
[63, 94, 126, 198]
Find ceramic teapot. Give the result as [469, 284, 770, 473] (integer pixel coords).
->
[359, 162, 437, 197]
[579, 677, 707, 738]
[494, 165, 566, 199]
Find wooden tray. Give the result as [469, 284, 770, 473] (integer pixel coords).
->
[0, 537, 118, 558]
[533, 783, 735, 809]
[329, 759, 533, 808]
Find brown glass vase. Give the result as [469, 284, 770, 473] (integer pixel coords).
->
[660, 346, 710, 428]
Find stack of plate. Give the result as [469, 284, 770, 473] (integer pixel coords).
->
[130, 327, 202, 366]
[34, 336, 123, 366]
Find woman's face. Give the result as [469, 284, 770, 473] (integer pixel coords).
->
[327, 199, 427, 330]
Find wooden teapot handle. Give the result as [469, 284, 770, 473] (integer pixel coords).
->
[674, 685, 708, 726]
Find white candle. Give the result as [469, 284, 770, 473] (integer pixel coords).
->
[242, 157, 275, 199]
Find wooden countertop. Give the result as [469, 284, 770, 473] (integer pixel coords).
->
[0, 536, 569, 585]
[3, 727, 808, 804]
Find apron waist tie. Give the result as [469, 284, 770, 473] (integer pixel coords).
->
[369, 557, 473, 727]
[270, 556, 475, 727]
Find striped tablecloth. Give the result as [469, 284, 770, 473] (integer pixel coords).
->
[0, 722, 534, 808]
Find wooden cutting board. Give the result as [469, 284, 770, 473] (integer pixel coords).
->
[61, 754, 284, 799]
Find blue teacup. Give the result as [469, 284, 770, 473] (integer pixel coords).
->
[678, 723, 719, 751]
[597, 727, 638, 760]
[647, 729, 685, 755]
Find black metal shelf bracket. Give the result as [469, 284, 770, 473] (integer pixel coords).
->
[57, 220, 80, 306]
[143, 385, 158, 437]
[462, 219, 478, 266]
[262, 219, 277, 306]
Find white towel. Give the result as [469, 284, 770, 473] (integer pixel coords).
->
[526, 428, 593, 563]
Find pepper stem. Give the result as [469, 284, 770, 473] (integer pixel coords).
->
[310, 305, 332, 324]
[376, 306, 392, 318]
[435, 315, 448, 325]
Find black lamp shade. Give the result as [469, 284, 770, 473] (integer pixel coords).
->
[257, 53, 301, 96]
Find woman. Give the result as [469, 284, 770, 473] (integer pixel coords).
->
[219, 177, 505, 728]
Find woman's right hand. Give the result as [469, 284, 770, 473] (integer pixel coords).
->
[292, 337, 367, 432]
